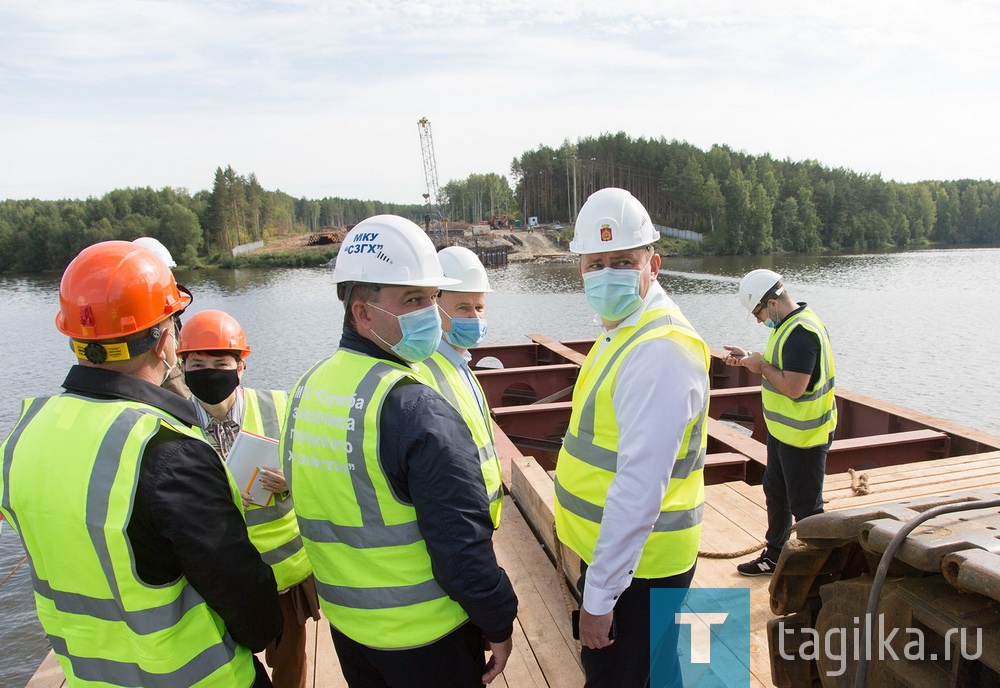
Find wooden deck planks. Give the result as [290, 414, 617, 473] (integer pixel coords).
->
[23, 651, 65, 688]
[493, 496, 585, 688]
[32, 449, 1000, 688]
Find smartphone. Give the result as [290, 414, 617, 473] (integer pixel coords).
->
[571, 609, 617, 640]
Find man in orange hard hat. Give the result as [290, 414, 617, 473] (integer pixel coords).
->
[0, 241, 281, 687]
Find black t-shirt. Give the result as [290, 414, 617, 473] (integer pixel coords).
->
[778, 304, 821, 390]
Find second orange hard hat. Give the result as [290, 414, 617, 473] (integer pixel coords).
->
[177, 310, 252, 358]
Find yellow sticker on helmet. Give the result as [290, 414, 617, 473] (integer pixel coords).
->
[71, 340, 131, 363]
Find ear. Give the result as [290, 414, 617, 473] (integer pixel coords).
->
[352, 299, 374, 333]
[237, 359, 246, 381]
[648, 252, 662, 275]
[152, 325, 171, 361]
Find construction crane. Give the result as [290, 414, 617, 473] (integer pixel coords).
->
[417, 117, 445, 238]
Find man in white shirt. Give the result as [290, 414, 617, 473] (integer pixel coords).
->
[554, 188, 711, 687]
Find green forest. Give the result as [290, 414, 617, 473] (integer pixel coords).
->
[1, 133, 998, 273]
[512, 133, 1000, 254]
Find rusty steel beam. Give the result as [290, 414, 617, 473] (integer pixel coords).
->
[476, 364, 579, 409]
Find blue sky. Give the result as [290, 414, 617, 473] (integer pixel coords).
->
[1, 1, 997, 203]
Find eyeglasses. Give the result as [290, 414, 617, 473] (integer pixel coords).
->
[752, 293, 774, 319]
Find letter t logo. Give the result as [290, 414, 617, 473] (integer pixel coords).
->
[675, 613, 729, 663]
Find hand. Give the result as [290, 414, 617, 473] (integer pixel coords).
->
[482, 637, 512, 684]
[740, 351, 765, 375]
[258, 467, 288, 494]
[579, 607, 615, 650]
[240, 491, 252, 509]
[722, 345, 747, 366]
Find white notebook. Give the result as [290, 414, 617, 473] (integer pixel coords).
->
[225, 430, 281, 507]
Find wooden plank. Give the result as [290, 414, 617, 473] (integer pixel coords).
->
[496, 618, 548, 688]
[826, 473, 1000, 510]
[510, 454, 582, 587]
[526, 333, 588, 366]
[825, 465, 1000, 502]
[493, 422, 522, 490]
[707, 417, 767, 465]
[495, 496, 584, 687]
[823, 451, 1000, 490]
[304, 614, 348, 687]
[828, 428, 947, 452]
[25, 651, 65, 688]
[692, 552, 774, 687]
[705, 452, 751, 468]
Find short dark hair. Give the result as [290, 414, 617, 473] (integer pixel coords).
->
[338, 282, 383, 333]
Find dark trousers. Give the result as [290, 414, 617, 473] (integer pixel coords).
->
[330, 622, 486, 688]
[763, 433, 829, 558]
[578, 561, 696, 688]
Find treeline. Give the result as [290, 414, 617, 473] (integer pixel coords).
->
[440, 173, 515, 223]
[0, 166, 428, 273]
[511, 133, 1000, 254]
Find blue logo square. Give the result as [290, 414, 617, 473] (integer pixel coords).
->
[650, 588, 751, 688]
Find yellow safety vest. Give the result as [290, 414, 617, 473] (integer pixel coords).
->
[761, 307, 837, 448]
[241, 388, 312, 592]
[282, 350, 469, 649]
[414, 350, 503, 528]
[554, 306, 710, 579]
[0, 394, 256, 688]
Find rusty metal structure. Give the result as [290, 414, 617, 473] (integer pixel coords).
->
[472, 335, 998, 483]
[472, 335, 1000, 688]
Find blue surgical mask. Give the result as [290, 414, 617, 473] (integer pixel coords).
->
[583, 268, 643, 322]
[369, 303, 443, 362]
[444, 316, 488, 349]
[762, 304, 779, 329]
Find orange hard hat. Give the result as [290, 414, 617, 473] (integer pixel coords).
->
[177, 310, 252, 358]
[56, 240, 191, 340]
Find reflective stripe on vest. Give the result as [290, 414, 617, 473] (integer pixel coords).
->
[0, 394, 254, 688]
[761, 307, 838, 448]
[241, 388, 312, 591]
[283, 350, 468, 649]
[554, 307, 710, 579]
[415, 352, 503, 528]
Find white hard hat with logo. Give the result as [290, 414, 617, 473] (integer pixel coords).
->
[438, 246, 493, 293]
[133, 236, 177, 268]
[333, 215, 459, 287]
[739, 269, 783, 313]
[569, 187, 660, 254]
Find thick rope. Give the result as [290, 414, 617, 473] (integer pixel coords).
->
[849, 468, 871, 495]
[699, 542, 766, 559]
[0, 555, 27, 588]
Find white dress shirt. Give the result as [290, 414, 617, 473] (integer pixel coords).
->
[436, 340, 489, 423]
[582, 282, 709, 615]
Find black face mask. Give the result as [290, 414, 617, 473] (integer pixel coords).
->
[185, 368, 240, 405]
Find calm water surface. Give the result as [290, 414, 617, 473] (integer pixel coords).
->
[2, 249, 998, 686]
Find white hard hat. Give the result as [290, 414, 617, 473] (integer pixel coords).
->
[739, 269, 783, 313]
[132, 236, 176, 267]
[438, 246, 492, 293]
[569, 187, 659, 254]
[332, 215, 460, 287]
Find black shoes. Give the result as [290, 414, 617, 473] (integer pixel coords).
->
[737, 552, 777, 576]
